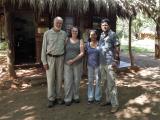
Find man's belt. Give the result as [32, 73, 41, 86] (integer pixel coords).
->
[47, 53, 64, 57]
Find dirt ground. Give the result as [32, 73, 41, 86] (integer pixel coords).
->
[0, 53, 160, 120]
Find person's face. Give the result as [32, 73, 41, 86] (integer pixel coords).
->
[101, 22, 110, 32]
[54, 19, 63, 31]
[71, 27, 78, 37]
[90, 31, 97, 41]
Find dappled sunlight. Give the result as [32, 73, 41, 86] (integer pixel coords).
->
[0, 72, 8, 81]
[115, 93, 160, 119]
[0, 55, 160, 119]
[7, 100, 14, 104]
[117, 79, 160, 92]
[116, 67, 160, 120]
[116, 107, 142, 119]
[127, 94, 154, 105]
[0, 105, 37, 120]
[20, 106, 35, 111]
[118, 67, 160, 94]
[0, 67, 46, 90]
[16, 67, 45, 78]
[142, 107, 151, 114]
[0, 94, 7, 102]
[0, 115, 12, 120]
[137, 67, 160, 80]
[0, 86, 46, 120]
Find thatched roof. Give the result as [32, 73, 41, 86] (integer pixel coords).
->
[0, 0, 137, 18]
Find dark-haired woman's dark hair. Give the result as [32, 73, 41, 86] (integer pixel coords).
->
[88, 29, 98, 42]
[68, 26, 81, 39]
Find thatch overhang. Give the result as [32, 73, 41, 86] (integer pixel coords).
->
[0, 0, 136, 19]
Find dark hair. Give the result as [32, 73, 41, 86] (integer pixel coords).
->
[0, 13, 4, 16]
[68, 26, 81, 39]
[89, 29, 98, 35]
[88, 29, 98, 42]
[101, 18, 110, 25]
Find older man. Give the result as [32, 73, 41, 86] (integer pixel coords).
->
[99, 18, 120, 113]
[41, 16, 67, 108]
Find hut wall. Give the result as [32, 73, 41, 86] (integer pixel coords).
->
[4, 4, 117, 64]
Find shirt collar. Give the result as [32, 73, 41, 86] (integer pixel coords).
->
[50, 28, 62, 34]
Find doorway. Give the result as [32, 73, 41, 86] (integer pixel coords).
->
[14, 12, 35, 64]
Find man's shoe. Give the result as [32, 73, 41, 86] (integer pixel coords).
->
[57, 99, 64, 105]
[100, 102, 111, 106]
[73, 99, 80, 103]
[95, 100, 101, 104]
[87, 100, 94, 105]
[111, 106, 119, 113]
[65, 101, 72, 106]
[47, 100, 54, 108]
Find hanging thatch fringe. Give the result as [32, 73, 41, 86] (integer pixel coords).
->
[0, 0, 137, 18]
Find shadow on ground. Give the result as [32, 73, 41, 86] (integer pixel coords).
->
[0, 73, 160, 120]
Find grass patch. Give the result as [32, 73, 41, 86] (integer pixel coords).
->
[121, 45, 152, 53]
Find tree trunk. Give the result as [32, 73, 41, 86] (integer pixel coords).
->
[129, 16, 134, 66]
[4, 5, 17, 79]
[155, 19, 160, 59]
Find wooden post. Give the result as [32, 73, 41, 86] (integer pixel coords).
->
[155, 19, 160, 59]
[4, 5, 17, 79]
[129, 16, 134, 66]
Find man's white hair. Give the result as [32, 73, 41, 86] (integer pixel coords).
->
[54, 16, 63, 22]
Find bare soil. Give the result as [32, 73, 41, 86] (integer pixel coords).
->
[0, 52, 160, 120]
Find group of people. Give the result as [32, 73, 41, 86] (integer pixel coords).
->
[41, 16, 120, 113]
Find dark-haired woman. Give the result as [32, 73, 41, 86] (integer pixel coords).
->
[86, 30, 101, 104]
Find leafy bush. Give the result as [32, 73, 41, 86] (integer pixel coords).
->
[0, 41, 8, 50]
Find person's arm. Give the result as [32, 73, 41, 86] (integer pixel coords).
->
[67, 40, 84, 65]
[41, 32, 49, 70]
[112, 33, 120, 68]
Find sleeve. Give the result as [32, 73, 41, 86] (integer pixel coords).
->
[113, 33, 120, 47]
[112, 33, 120, 63]
[41, 32, 48, 65]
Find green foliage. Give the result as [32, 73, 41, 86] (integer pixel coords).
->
[0, 41, 8, 50]
[117, 12, 156, 40]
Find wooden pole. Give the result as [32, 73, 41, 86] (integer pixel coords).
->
[4, 5, 17, 79]
[155, 17, 160, 59]
[129, 16, 134, 66]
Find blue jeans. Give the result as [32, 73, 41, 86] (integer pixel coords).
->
[87, 65, 101, 101]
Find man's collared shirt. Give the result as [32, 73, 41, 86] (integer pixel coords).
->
[99, 30, 120, 65]
[41, 29, 67, 65]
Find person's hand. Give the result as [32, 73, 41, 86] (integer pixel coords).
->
[43, 64, 49, 70]
[112, 62, 118, 69]
[66, 59, 74, 65]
